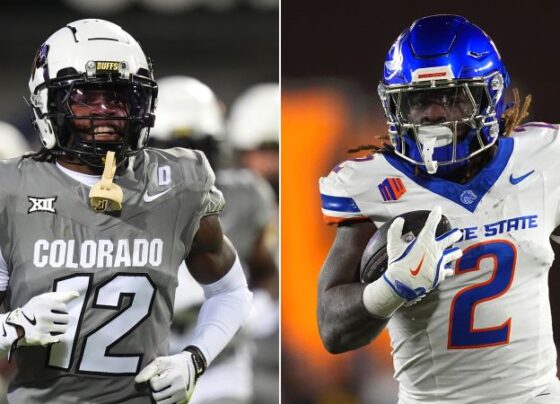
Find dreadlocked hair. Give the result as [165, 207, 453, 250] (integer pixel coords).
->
[503, 88, 532, 136]
[22, 148, 57, 163]
[348, 134, 395, 155]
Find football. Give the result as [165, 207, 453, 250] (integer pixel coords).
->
[360, 210, 452, 283]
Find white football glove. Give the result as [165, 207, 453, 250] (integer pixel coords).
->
[383, 206, 463, 302]
[135, 349, 206, 404]
[6, 291, 79, 347]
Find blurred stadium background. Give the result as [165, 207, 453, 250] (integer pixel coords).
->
[282, 1, 560, 403]
[0, 0, 277, 135]
[0, 0, 278, 403]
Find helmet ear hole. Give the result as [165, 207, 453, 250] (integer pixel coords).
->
[137, 68, 151, 78]
[56, 67, 78, 78]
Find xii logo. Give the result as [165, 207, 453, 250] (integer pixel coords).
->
[28, 196, 57, 214]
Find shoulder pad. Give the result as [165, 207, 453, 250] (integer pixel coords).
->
[509, 122, 560, 164]
[319, 155, 378, 225]
[145, 147, 215, 193]
[510, 122, 560, 147]
[0, 156, 29, 194]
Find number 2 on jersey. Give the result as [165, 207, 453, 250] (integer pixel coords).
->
[47, 273, 156, 375]
[448, 240, 517, 349]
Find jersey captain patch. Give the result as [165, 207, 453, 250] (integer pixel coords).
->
[27, 196, 57, 214]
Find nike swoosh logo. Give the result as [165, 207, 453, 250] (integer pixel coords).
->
[409, 255, 425, 276]
[509, 170, 535, 185]
[143, 188, 171, 203]
[22, 312, 36, 326]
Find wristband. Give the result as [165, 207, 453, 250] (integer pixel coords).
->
[183, 345, 207, 379]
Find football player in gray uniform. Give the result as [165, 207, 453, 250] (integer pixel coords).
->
[0, 19, 252, 404]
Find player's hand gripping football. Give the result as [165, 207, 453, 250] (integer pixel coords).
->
[383, 206, 462, 302]
[135, 349, 205, 404]
[5, 291, 79, 347]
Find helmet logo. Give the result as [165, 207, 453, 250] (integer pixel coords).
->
[384, 39, 404, 80]
[460, 190, 477, 205]
[30, 43, 49, 79]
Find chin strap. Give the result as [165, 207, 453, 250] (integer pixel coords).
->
[89, 151, 124, 213]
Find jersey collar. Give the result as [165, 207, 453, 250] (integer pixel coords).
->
[56, 161, 101, 187]
[383, 137, 514, 213]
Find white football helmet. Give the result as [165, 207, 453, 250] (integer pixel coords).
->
[28, 19, 157, 167]
[149, 75, 224, 167]
[151, 76, 224, 141]
[0, 122, 31, 159]
[227, 83, 279, 150]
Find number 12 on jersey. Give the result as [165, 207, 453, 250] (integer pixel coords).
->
[448, 240, 517, 349]
[47, 273, 156, 375]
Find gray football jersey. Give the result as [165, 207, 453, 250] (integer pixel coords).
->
[0, 147, 221, 403]
[216, 168, 275, 263]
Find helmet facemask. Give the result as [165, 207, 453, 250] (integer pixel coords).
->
[41, 71, 157, 169]
[379, 72, 505, 174]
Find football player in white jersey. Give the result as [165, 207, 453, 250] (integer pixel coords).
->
[0, 19, 252, 404]
[318, 14, 560, 403]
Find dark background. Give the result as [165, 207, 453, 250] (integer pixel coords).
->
[283, 0, 557, 121]
[0, 0, 278, 145]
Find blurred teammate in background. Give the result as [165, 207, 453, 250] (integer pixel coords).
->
[228, 83, 280, 200]
[149, 76, 278, 403]
[0, 121, 31, 402]
[227, 82, 280, 403]
[318, 14, 560, 403]
[0, 122, 31, 159]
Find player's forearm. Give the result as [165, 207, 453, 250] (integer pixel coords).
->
[188, 254, 253, 364]
[318, 283, 388, 354]
[318, 221, 382, 353]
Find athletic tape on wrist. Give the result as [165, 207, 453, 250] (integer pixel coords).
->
[363, 277, 406, 318]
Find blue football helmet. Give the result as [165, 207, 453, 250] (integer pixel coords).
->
[378, 15, 509, 174]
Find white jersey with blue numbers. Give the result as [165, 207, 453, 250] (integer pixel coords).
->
[319, 123, 560, 404]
